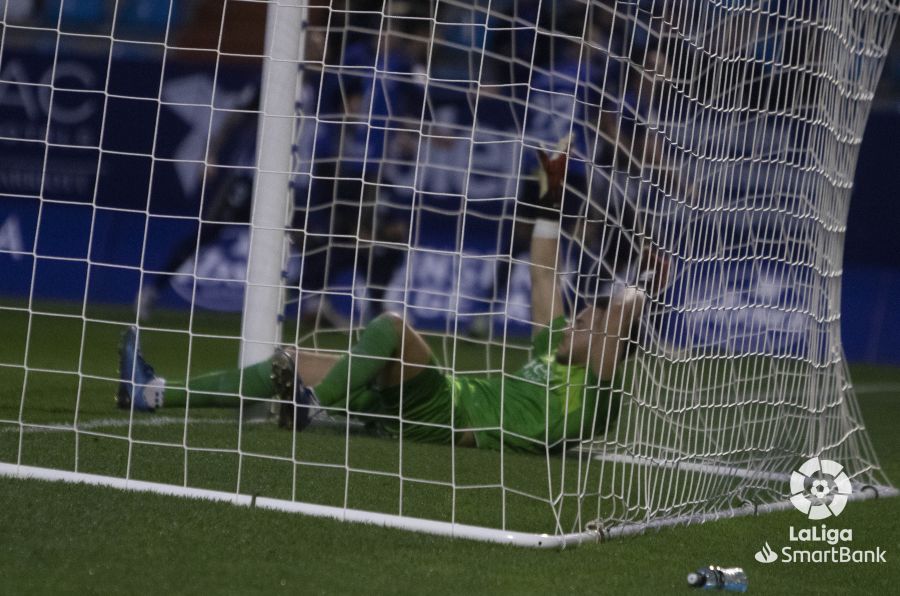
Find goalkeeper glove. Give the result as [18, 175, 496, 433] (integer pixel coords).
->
[522, 135, 572, 221]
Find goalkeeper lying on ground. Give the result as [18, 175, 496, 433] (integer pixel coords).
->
[116, 146, 668, 452]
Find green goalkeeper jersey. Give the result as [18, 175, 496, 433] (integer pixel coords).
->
[455, 316, 616, 452]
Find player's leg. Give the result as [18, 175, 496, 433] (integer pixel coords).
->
[276, 311, 434, 430]
[116, 326, 278, 412]
[311, 311, 470, 445]
[376, 311, 434, 386]
[311, 311, 432, 405]
[117, 311, 437, 433]
[294, 350, 342, 386]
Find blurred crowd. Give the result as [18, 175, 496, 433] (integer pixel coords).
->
[282, 1, 675, 303]
[5, 0, 899, 322]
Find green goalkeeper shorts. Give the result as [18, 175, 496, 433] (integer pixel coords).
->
[374, 364, 611, 452]
[376, 365, 460, 444]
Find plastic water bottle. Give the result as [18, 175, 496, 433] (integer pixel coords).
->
[686, 566, 748, 592]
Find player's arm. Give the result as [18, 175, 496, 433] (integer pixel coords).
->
[637, 242, 672, 299]
[527, 142, 569, 332]
[588, 245, 671, 381]
[530, 224, 564, 331]
[589, 287, 645, 381]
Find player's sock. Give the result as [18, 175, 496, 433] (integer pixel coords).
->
[314, 314, 400, 411]
[164, 360, 276, 408]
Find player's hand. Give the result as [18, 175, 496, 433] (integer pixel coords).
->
[640, 244, 672, 298]
[535, 135, 572, 212]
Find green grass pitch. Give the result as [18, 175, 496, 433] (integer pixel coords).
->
[1, 303, 898, 594]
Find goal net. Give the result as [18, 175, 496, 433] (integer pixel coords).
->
[1, 0, 897, 546]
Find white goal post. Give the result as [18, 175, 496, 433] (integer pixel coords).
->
[1, 0, 898, 548]
[240, 0, 306, 368]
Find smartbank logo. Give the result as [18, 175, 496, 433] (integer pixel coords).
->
[754, 543, 778, 563]
[753, 458, 888, 565]
[754, 526, 886, 564]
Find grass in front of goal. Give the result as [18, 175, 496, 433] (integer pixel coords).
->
[0, 303, 601, 535]
[1, 304, 898, 594]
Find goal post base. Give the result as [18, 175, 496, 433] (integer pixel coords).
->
[601, 484, 899, 540]
[0, 462, 597, 549]
[2, 461, 894, 548]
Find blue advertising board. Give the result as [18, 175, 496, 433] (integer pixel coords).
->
[1, 46, 899, 363]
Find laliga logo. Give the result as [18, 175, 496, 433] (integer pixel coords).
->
[789, 457, 852, 520]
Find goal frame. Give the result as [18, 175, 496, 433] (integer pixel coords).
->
[1, 0, 897, 549]
[239, 0, 307, 368]
[210, 0, 900, 544]
[2, 456, 894, 548]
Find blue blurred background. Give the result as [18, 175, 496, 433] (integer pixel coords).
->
[1, 1, 898, 363]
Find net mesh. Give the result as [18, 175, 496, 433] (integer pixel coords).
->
[1, 0, 897, 539]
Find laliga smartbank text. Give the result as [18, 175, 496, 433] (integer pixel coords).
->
[777, 524, 886, 563]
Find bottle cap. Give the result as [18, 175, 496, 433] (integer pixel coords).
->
[686, 572, 706, 587]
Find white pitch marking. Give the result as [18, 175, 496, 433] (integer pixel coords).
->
[4, 382, 896, 435]
[854, 383, 900, 395]
[0, 415, 268, 434]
